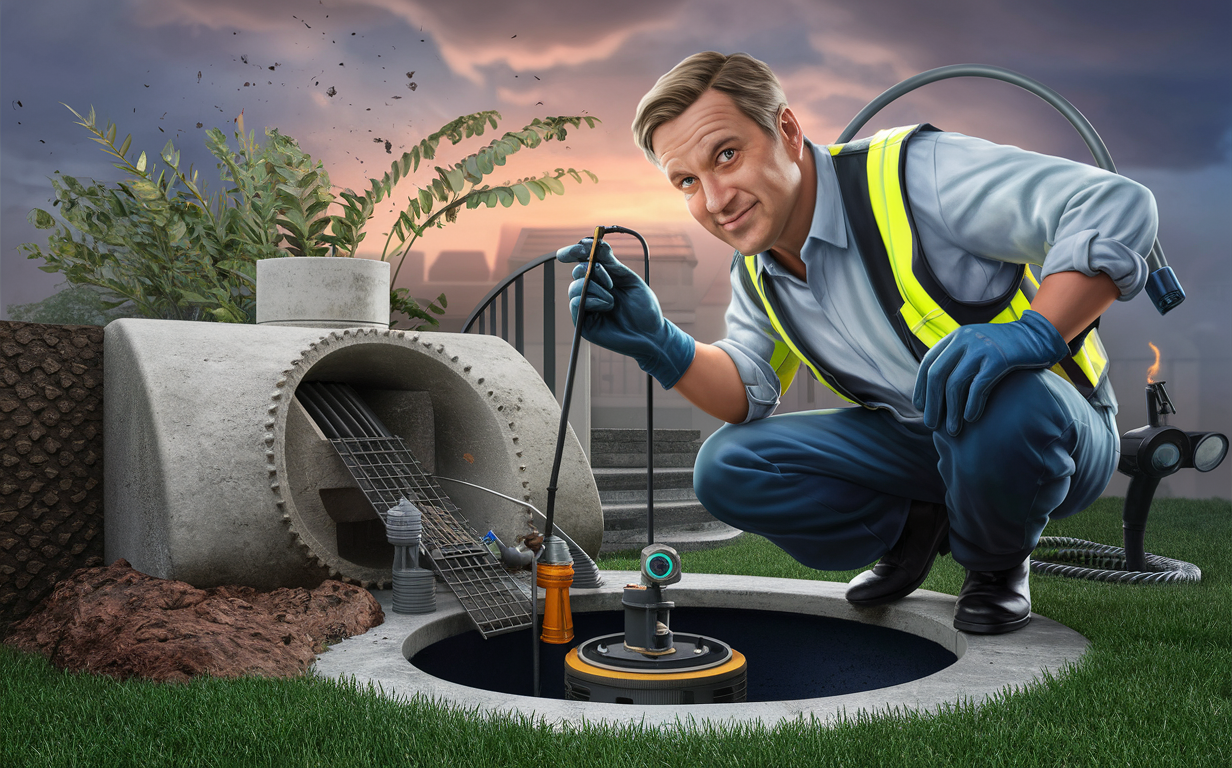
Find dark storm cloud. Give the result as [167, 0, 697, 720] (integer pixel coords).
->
[794, 0, 1230, 168]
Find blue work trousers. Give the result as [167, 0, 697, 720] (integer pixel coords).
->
[693, 369, 1119, 572]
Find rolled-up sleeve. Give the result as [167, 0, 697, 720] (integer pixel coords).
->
[711, 265, 784, 423]
[924, 132, 1157, 301]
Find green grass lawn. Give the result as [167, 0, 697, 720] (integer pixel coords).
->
[2, 497, 1229, 767]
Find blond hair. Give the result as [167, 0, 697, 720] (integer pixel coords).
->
[632, 52, 787, 165]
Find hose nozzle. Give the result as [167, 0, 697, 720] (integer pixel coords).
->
[1145, 266, 1185, 315]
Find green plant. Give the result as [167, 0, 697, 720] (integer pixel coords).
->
[323, 111, 600, 285]
[21, 107, 599, 327]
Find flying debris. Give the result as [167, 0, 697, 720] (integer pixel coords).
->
[196, 122, 203, 128]
[12, 100, 21, 109]
[406, 82, 417, 91]
[406, 71, 415, 78]
[326, 86, 337, 97]
[536, 101, 543, 106]
[197, 71, 202, 83]
[511, 34, 517, 38]
[534, 76, 540, 80]
[384, 140, 391, 153]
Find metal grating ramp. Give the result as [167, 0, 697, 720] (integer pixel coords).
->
[296, 382, 531, 639]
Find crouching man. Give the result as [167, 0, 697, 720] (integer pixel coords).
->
[559, 52, 1153, 633]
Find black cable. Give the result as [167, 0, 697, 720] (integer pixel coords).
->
[297, 383, 353, 438]
[543, 226, 656, 546]
[295, 384, 340, 439]
[331, 382, 393, 438]
[603, 226, 655, 545]
[544, 227, 608, 540]
[313, 382, 370, 438]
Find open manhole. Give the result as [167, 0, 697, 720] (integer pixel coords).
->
[412, 607, 957, 701]
[312, 573, 1089, 727]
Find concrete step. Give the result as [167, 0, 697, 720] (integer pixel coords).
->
[592, 428, 701, 446]
[602, 499, 719, 531]
[599, 487, 698, 505]
[591, 467, 695, 492]
[591, 451, 699, 468]
[599, 521, 744, 556]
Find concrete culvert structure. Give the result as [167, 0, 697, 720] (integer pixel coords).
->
[104, 319, 602, 589]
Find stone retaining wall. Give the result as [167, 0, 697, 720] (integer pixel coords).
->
[0, 321, 105, 632]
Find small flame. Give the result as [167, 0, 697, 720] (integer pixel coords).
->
[1146, 342, 1162, 384]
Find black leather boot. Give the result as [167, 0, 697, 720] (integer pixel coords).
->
[953, 559, 1032, 634]
[846, 501, 950, 606]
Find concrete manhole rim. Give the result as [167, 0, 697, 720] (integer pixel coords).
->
[311, 571, 1091, 728]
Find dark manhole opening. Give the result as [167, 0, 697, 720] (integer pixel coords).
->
[411, 607, 958, 701]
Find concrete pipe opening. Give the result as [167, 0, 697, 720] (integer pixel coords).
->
[104, 320, 601, 590]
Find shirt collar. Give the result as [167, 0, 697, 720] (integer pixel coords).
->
[806, 138, 848, 250]
[755, 138, 848, 278]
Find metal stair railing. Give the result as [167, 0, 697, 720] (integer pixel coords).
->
[462, 253, 559, 394]
[461, 232, 661, 544]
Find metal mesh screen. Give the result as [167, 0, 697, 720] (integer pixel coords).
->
[330, 436, 531, 638]
[294, 380, 530, 639]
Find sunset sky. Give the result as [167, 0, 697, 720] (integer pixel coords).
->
[3, 0, 1227, 298]
[2, 0, 1229, 493]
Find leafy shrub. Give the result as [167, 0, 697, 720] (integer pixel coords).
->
[20, 107, 599, 327]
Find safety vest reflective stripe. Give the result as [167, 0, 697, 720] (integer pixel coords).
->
[741, 124, 1107, 402]
[867, 126, 1033, 342]
[742, 253, 859, 405]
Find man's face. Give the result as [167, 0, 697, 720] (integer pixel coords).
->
[651, 88, 804, 257]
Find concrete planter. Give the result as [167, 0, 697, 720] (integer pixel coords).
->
[256, 257, 390, 329]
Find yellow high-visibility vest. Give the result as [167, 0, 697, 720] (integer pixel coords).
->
[736, 124, 1108, 405]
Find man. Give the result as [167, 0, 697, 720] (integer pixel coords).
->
[558, 52, 1154, 634]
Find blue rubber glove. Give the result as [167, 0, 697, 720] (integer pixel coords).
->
[913, 309, 1069, 436]
[556, 238, 696, 389]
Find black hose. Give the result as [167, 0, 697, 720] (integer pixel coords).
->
[837, 63, 1170, 274]
[1030, 536, 1201, 584]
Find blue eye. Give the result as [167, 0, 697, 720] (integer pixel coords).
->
[680, 176, 696, 189]
[719, 148, 735, 162]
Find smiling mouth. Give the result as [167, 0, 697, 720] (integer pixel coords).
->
[719, 203, 755, 231]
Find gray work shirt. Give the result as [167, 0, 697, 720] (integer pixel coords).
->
[712, 131, 1157, 425]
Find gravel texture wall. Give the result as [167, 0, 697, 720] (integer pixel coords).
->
[0, 321, 104, 632]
